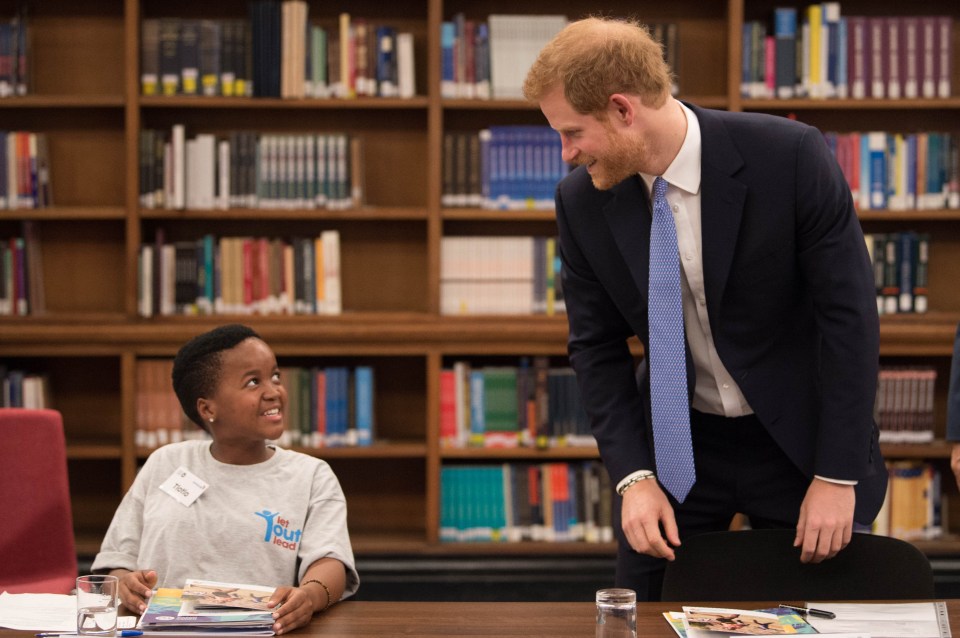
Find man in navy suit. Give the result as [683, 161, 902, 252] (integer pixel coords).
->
[523, 17, 887, 600]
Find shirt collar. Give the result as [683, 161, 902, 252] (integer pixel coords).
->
[639, 101, 702, 196]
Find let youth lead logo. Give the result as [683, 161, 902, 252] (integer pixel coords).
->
[255, 510, 303, 550]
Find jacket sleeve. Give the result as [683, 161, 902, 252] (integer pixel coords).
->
[555, 177, 655, 484]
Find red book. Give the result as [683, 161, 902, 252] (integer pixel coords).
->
[242, 237, 254, 309]
[867, 17, 886, 99]
[936, 16, 952, 99]
[439, 369, 457, 446]
[847, 16, 868, 99]
[920, 17, 937, 98]
[901, 17, 920, 99]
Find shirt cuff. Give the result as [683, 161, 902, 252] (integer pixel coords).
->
[814, 474, 858, 486]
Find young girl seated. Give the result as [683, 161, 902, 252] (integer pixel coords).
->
[92, 324, 358, 634]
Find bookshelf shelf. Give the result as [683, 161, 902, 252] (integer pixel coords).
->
[441, 208, 557, 222]
[440, 446, 600, 460]
[3, 0, 959, 559]
[742, 97, 960, 110]
[139, 96, 431, 109]
[5, 206, 127, 220]
[140, 206, 430, 221]
[0, 95, 126, 108]
[880, 441, 954, 459]
[67, 444, 124, 460]
[859, 210, 960, 222]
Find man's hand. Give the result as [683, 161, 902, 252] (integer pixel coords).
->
[619, 479, 680, 560]
[114, 569, 157, 614]
[794, 478, 855, 563]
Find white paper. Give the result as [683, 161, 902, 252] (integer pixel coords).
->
[806, 602, 951, 638]
[0, 592, 136, 631]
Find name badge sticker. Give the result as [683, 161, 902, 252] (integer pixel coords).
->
[159, 466, 209, 507]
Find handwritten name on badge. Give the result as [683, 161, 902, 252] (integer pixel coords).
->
[159, 466, 209, 506]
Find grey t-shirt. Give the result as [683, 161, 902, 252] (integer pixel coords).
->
[92, 440, 358, 598]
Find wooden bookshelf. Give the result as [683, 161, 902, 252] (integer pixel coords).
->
[2, 0, 959, 557]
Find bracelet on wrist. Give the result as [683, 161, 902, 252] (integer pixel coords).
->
[616, 471, 656, 496]
[300, 579, 333, 611]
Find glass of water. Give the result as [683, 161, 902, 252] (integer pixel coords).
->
[76, 575, 119, 637]
[596, 588, 637, 638]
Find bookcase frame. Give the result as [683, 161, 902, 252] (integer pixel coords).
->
[1, 0, 959, 557]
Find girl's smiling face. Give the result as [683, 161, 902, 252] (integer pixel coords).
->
[199, 337, 287, 452]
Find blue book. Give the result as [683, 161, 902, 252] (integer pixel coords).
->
[822, 2, 840, 98]
[898, 231, 917, 313]
[469, 370, 485, 445]
[868, 132, 887, 209]
[375, 25, 397, 97]
[741, 22, 753, 98]
[773, 8, 797, 99]
[439, 466, 458, 541]
[478, 129, 491, 208]
[905, 134, 918, 210]
[440, 21, 456, 98]
[489, 466, 507, 541]
[836, 17, 848, 97]
[354, 366, 374, 446]
[925, 133, 943, 210]
[474, 23, 490, 99]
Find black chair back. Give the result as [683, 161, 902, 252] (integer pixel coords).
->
[661, 529, 935, 601]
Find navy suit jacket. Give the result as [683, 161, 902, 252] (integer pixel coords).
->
[555, 104, 887, 524]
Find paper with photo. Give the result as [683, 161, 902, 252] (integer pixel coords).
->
[683, 607, 805, 635]
[180, 579, 276, 614]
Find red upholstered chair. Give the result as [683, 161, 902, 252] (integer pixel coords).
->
[0, 408, 78, 594]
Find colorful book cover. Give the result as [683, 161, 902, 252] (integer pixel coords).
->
[139, 587, 275, 634]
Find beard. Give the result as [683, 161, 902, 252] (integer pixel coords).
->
[575, 125, 648, 191]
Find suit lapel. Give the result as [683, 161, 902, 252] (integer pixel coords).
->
[602, 175, 652, 302]
[691, 105, 748, 315]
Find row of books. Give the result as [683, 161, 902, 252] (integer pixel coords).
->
[441, 14, 566, 100]
[0, 368, 49, 409]
[827, 131, 960, 212]
[440, 359, 592, 450]
[875, 366, 937, 443]
[440, 236, 565, 316]
[142, 6, 415, 99]
[280, 364, 375, 448]
[0, 131, 52, 210]
[138, 230, 341, 317]
[0, 8, 28, 99]
[865, 232, 929, 315]
[442, 127, 569, 210]
[745, 5, 953, 100]
[140, 127, 361, 211]
[439, 461, 614, 543]
[0, 222, 42, 316]
[874, 461, 942, 541]
[442, 16, 679, 102]
[136, 358, 374, 450]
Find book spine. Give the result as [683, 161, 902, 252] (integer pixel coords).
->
[774, 8, 797, 99]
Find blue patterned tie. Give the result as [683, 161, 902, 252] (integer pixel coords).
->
[648, 177, 696, 502]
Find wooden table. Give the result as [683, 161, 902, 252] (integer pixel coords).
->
[0, 600, 954, 638]
[253, 600, 959, 637]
